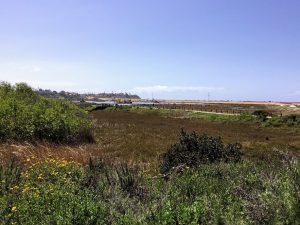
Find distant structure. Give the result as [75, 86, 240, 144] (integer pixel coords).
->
[36, 88, 141, 101]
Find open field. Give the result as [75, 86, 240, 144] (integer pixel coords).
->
[91, 109, 300, 170]
[1, 90, 299, 224]
[153, 99, 300, 106]
[136, 100, 300, 116]
[0, 83, 299, 223]
[86, 98, 300, 116]
[1, 108, 299, 224]
[1, 108, 299, 170]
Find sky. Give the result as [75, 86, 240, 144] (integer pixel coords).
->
[0, 0, 299, 101]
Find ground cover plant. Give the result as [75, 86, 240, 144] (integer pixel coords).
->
[0, 150, 299, 224]
[0, 82, 93, 143]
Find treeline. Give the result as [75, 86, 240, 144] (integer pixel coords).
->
[0, 82, 93, 143]
[37, 89, 140, 101]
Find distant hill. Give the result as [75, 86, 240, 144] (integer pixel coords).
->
[36, 89, 141, 101]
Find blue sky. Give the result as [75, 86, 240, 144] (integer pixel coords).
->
[0, 0, 299, 101]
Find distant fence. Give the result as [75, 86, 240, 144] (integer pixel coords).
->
[133, 104, 279, 115]
[84, 101, 280, 116]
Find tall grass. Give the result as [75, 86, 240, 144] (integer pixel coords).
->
[0, 82, 93, 143]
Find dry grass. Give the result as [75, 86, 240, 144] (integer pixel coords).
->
[0, 142, 104, 166]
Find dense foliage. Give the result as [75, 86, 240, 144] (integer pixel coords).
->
[0, 82, 93, 143]
[265, 114, 300, 127]
[252, 110, 273, 122]
[161, 130, 243, 173]
[0, 155, 299, 224]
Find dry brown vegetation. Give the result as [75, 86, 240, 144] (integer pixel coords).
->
[1, 109, 299, 172]
[0, 142, 104, 166]
[92, 110, 300, 169]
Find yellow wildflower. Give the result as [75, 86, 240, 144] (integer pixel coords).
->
[11, 206, 17, 212]
[50, 171, 58, 176]
[10, 186, 19, 190]
[22, 187, 30, 193]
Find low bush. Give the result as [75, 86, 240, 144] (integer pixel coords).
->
[0, 159, 111, 224]
[263, 114, 300, 127]
[0, 155, 299, 224]
[160, 129, 243, 173]
[0, 82, 93, 143]
[252, 110, 273, 122]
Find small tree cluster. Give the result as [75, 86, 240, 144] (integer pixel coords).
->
[161, 129, 243, 173]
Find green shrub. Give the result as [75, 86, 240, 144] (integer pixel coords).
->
[0, 155, 299, 224]
[252, 110, 272, 122]
[238, 113, 256, 122]
[0, 82, 93, 143]
[160, 129, 243, 173]
[0, 159, 22, 195]
[282, 114, 300, 126]
[263, 114, 300, 127]
[0, 159, 111, 225]
[148, 158, 300, 224]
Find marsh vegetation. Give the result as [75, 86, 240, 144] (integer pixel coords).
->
[0, 83, 299, 224]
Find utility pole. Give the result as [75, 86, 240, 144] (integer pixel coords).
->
[208, 92, 210, 101]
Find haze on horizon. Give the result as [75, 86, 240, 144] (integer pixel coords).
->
[0, 0, 299, 102]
